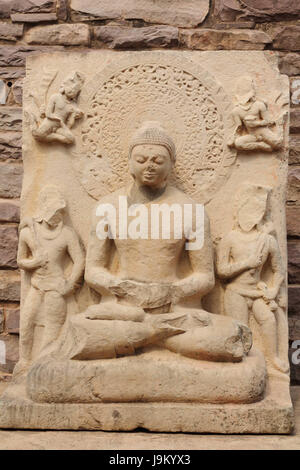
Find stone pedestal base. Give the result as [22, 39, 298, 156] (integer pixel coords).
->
[26, 348, 266, 404]
[0, 378, 293, 433]
[0, 346, 294, 433]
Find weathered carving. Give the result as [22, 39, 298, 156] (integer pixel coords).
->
[28, 71, 84, 144]
[217, 183, 289, 374]
[228, 76, 283, 152]
[59, 122, 252, 363]
[15, 186, 85, 373]
[76, 54, 236, 203]
[0, 51, 292, 434]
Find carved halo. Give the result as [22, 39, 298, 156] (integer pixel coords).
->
[73, 52, 236, 203]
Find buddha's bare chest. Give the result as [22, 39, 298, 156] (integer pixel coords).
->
[115, 237, 185, 260]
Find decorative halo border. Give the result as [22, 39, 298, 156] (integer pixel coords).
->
[73, 52, 236, 203]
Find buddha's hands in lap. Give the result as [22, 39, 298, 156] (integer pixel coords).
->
[107, 274, 209, 308]
[108, 279, 173, 309]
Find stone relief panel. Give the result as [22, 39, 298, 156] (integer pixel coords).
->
[75, 53, 237, 203]
[217, 183, 289, 374]
[16, 185, 85, 372]
[26, 71, 85, 145]
[0, 51, 293, 433]
[228, 76, 286, 152]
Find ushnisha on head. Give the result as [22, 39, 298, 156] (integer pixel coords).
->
[129, 121, 176, 189]
[129, 121, 176, 163]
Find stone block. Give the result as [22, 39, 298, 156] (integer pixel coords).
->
[0, 270, 20, 302]
[11, 0, 56, 14]
[273, 26, 300, 52]
[179, 29, 271, 50]
[0, 1, 11, 18]
[0, 131, 22, 160]
[287, 167, 300, 206]
[5, 308, 20, 334]
[94, 25, 178, 49]
[70, 0, 209, 27]
[0, 68, 25, 80]
[287, 206, 300, 238]
[214, 21, 255, 29]
[279, 53, 300, 77]
[25, 23, 90, 46]
[0, 225, 18, 269]
[0, 202, 20, 223]
[215, 0, 300, 22]
[28, 349, 266, 404]
[0, 23, 23, 41]
[11, 12, 57, 22]
[0, 163, 23, 198]
[290, 109, 300, 134]
[288, 241, 300, 284]
[0, 107, 22, 131]
[56, 0, 67, 21]
[10, 0, 57, 21]
[288, 286, 300, 317]
[0, 380, 293, 432]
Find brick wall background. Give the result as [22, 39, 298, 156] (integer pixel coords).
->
[0, 0, 299, 383]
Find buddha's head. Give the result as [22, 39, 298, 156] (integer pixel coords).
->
[37, 185, 66, 227]
[129, 121, 176, 189]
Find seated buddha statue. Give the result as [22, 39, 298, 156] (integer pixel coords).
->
[56, 121, 254, 360]
[26, 122, 267, 405]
